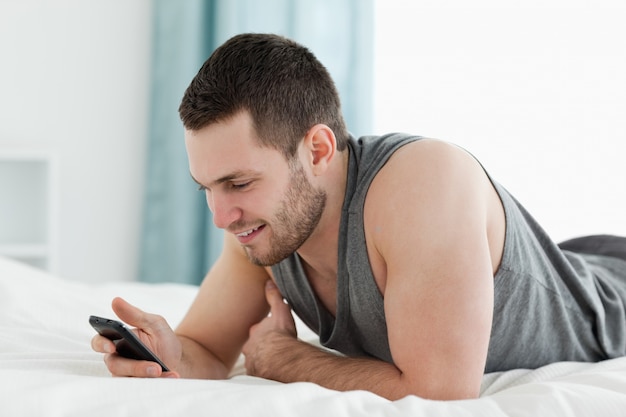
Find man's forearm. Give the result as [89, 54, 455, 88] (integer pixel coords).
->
[246, 333, 411, 400]
[176, 334, 230, 379]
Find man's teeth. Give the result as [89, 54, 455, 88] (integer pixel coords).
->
[237, 226, 261, 237]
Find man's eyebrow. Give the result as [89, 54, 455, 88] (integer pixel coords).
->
[189, 170, 259, 188]
[190, 173, 203, 186]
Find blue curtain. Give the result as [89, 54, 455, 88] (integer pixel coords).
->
[139, 0, 374, 284]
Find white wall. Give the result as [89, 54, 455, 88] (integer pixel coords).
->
[374, 0, 626, 242]
[0, 0, 152, 282]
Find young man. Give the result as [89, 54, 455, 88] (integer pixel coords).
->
[92, 33, 626, 401]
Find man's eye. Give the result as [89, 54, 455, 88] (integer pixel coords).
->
[231, 182, 250, 190]
[197, 184, 207, 191]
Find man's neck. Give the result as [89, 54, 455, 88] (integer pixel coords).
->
[295, 148, 350, 281]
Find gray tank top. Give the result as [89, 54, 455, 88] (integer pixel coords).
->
[271, 133, 626, 372]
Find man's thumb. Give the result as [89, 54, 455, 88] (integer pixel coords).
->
[111, 297, 148, 328]
[265, 280, 287, 311]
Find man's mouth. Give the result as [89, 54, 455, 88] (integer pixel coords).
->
[235, 225, 265, 241]
[236, 226, 261, 237]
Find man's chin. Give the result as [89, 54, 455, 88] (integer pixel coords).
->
[243, 247, 290, 267]
[243, 248, 271, 267]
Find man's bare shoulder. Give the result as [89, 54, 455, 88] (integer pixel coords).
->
[364, 137, 505, 277]
[366, 138, 491, 212]
[387, 138, 482, 175]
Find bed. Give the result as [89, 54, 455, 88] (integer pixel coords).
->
[2, 256, 626, 416]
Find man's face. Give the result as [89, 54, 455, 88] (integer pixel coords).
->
[185, 112, 326, 266]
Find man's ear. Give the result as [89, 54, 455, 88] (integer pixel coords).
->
[303, 124, 336, 176]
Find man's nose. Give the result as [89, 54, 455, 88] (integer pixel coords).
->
[206, 191, 242, 229]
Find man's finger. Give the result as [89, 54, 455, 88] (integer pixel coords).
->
[111, 297, 155, 329]
[91, 334, 116, 354]
[264, 280, 288, 313]
[264, 280, 297, 336]
[103, 353, 163, 378]
[112, 297, 170, 337]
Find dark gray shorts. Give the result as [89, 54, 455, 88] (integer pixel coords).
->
[559, 235, 626, 262]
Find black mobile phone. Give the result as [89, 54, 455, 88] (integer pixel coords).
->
[89, 315, 170, 372]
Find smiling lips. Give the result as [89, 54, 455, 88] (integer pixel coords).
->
[235, 225, 265, 243]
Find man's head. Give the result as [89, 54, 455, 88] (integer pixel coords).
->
[185, 111, 330, 267]
[178, 33, 349, 158]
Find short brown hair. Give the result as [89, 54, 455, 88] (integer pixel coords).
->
[178, 33, 349, 157]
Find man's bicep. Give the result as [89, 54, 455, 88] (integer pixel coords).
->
[382, 204, 494, 399]
[383, 236, 494, 399]
[176, 233, 270, 370]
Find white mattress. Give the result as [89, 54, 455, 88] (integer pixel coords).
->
[1, 256, 626, 416]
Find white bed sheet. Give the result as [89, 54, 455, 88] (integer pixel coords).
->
[1, 256, 626, 416]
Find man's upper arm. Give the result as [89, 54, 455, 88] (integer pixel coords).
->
[367, 140, 495, 399]
[175, 232, 270, 370]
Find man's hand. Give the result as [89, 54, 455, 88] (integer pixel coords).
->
[242, 280, 297, 377]
[91, 297, 182, 378]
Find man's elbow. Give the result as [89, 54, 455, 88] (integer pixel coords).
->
[391, 373, 481, 401]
